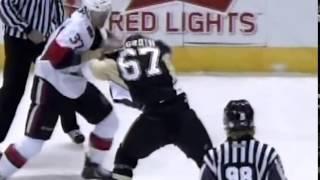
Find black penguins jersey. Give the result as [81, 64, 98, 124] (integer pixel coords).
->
[115, 35, 182, 106]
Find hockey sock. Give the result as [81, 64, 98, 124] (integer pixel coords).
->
[92, 110, 119, 140]
[88, 110, 119, 165]
[88, 133, 113, 165]
[0, 137, 44, 178]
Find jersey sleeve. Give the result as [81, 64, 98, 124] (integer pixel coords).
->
[89, 58, 126, 87]
[156, 40, 175, 77]
[266, 154, 287, 180]
[156, 40, 172, 56]
[0, 0, 30, 32]
[90, 28, 103, 50]
[200, 165, 218, 180]
[104, 50, 121, 60]
[42, 22, 88, 69]
[200, 149, 218, 180]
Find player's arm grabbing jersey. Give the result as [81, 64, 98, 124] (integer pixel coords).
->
[89, 58, 143, 109]
[34, 7, 104, 99]
[39, 8, 103, 69]
[200, 140, 287, 180]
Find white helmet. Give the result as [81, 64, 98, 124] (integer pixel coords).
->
[82, 0, 112, 12]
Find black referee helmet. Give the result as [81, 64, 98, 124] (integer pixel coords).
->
[223, 99, 255, 138]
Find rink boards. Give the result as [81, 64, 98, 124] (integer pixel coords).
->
[0, 46, 317, 73]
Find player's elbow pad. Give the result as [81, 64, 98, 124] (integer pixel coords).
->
[42, 40, 79, 69]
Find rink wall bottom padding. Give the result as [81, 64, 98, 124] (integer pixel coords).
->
[0, 46, 317, 73]
[173, 47, 317, 73]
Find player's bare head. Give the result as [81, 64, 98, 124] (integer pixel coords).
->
[83, 0, 112, 28]
[223, 99, 255, 140]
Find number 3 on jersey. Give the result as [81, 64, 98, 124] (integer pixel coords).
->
[118, 47, 161, 81]
[226, 166, 253, 180]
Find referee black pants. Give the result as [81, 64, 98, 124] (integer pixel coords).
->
[0, 35, 79, 142]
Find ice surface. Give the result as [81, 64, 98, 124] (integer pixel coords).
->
[0, 75, 316, 180]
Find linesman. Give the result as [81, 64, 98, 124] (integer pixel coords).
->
[0, 0, 84, 151]
[201, 100, 287, 180]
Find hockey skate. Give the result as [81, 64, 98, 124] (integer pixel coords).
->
[111, 173, 132, 180]
[100, 172, 132, 180]
[110, 165, 133, 180]
[68, 129, 85, 144]
[81, 155, 112, 179]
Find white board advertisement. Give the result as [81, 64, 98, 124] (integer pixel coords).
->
[108, 0, 267, 46]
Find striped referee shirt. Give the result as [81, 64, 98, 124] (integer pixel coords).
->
[0, 0, 64, 39]
[201, 138, 287, 180]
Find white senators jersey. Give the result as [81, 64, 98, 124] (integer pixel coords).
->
[35, 8, 101, 99]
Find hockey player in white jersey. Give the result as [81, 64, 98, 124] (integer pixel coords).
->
[0, 0, 122, 179]
[200, 100, 287, 180]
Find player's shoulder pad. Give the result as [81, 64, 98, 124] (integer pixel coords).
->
[56, 11, 94, 51]
[156, 40, 172, 54]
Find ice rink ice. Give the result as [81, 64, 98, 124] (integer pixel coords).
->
[0, 74, 317, 180]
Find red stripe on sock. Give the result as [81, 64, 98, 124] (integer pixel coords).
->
[90, 133, 113, 151]
[5, 144, 27, 168]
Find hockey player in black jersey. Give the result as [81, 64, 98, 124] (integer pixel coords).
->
[100, 34, 213, 180]
[201, 99, 287, 180]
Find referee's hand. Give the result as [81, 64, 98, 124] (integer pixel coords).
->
[27, 30, 45, 44]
